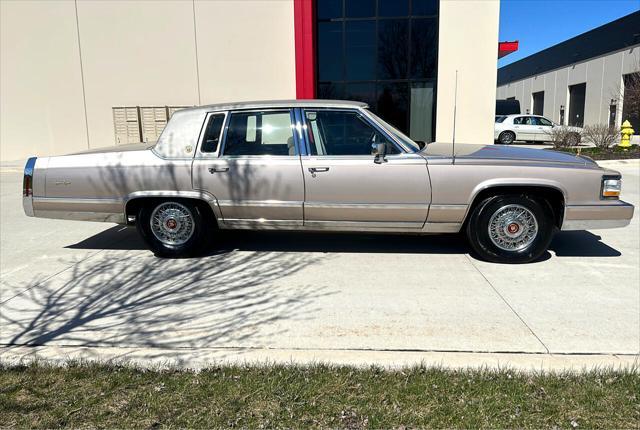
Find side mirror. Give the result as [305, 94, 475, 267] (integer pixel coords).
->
[371, 142, 387, 164]
[415, 140, 427, 149]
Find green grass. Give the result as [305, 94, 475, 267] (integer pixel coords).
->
[550, 144, 640, 160]
[1, 362, 638, 428]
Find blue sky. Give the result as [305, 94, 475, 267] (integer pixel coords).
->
[498, 0, 640, 68]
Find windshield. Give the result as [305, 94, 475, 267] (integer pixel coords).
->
[365, 109, 421, 152]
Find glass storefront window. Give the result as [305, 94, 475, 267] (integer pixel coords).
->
[316, 0, 439, 142]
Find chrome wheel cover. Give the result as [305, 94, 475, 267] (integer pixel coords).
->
[488, 204, 538, 251]
[150, 202, 195, 246]
[501, 132, 514, 144]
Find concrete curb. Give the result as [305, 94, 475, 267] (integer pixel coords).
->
[1, 345, 638, 372]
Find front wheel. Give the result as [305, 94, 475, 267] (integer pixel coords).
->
[466, 195, 555, 263]
[136, 200, 211, 258]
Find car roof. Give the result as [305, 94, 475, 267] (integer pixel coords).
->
[176, 99, 369, 114]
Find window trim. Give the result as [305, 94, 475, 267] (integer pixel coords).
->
[195, 111, 228, 158]
[218, 108, 298, 158]
[299, 107, 408, 157]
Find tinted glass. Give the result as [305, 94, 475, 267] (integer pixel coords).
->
[412, 0, 438, 15]
[378, 0, 408, 16]
[223, 111, 293, 156]
[317, 0, 342, 19]
[410, 18, 437, 79]
[538, 117, 553, 126]
[305, 110, 399, 156]
[513, 117, 525, 125]
[378, 19, 408, 79]
[200, 114, 225, 152]
[345, 21, 376, 80]
[318, 22, 344, 81]
[346, 82, 376, 108]
[495, 115, 507, 123]
[345, 0, 374, 17]
[377, 82, 409, 132]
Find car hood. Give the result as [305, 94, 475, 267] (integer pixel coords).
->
[423, 143, 598, 167]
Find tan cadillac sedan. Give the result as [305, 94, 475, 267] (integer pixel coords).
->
[23, 100, 634, 263]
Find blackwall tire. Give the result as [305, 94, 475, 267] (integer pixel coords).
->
[466, 195, 555, 264]
[499, 131, 515, 145]
[136, 199, 211, 258]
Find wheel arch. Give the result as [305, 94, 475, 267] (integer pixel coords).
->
[462, 182, 567, 229]
[124, 191, 221, 226]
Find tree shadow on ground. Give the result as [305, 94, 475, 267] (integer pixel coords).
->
[1, 247, 332, 355]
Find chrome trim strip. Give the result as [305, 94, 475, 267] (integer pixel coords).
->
[22, 157, 37, 217]
[33, 197, 124, 205]
[561, 219, 631, 230]
[304, 220, 422, 229]
[217, 200, 303, 208]
[304, 202, 429, 210]
[427, 204, 468, 223]
[421, 222, 462, 233]
[220, 218, 461, 233]
[35, 210, 125, 224]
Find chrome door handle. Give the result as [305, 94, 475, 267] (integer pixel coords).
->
[308, 167, 329, 173]
[208, 167, 229, 174]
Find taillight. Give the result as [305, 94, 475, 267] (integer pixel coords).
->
[23, 157, 37, 197]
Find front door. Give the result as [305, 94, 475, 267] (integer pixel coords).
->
[533, 116, 554, 142]
[299, 109, 430, 229]
[192, 109, 304, 228]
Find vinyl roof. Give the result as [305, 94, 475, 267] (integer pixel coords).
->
[498, 11, 640, 86]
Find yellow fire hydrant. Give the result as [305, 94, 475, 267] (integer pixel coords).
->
[620, 120, 634, 148]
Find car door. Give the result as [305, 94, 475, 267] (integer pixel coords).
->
[512, 116, 536, 141]
[299, 108, 430, 229]
[192, 109, 304, 228]
[533, 116, 554, 142]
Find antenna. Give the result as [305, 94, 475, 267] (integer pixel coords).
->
[452, 70, 458, 164]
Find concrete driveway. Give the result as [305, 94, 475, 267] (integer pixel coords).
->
[1, 161, 638, 369]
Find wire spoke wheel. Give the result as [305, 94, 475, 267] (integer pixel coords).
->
[150, 202, 195, 246]
[488, 204, 538, 251]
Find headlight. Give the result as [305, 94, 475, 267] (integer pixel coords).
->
[602, 176, 621, 199]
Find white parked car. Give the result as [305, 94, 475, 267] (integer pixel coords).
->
[494, 114, 581, 145]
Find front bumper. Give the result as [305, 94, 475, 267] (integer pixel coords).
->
[561, 200, 635, 230]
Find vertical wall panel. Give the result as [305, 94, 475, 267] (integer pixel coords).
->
[0, 0, 87, 161]
[76, 0, 199, 149]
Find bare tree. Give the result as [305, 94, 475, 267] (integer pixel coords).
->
[582, 124, 620, 148]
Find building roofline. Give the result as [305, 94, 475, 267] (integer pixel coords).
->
[498, 11, 640, 86]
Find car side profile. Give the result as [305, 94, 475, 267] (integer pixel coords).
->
[495, 114, 582, 145]
[23, 100, 633, 263]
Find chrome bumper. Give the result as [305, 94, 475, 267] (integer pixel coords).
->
[561, 201, 635, 230]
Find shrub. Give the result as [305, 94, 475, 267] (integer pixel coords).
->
[545, 126, 582, 149]
[582, 124, 620, 149]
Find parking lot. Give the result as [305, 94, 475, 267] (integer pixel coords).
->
[1, 161, 638, 369]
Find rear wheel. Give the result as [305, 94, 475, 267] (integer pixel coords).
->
[466, 195, 555, 263]
[136, 199, 212, 257]
[498, 131, 515, 145]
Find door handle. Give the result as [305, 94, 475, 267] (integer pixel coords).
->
[308, 167, 329, 178]
[208, 167, 229, 174]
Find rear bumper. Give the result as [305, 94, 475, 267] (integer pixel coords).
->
[561, 201, 635, 230]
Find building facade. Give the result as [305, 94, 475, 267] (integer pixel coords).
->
[497, 11, 640, 134]
[1, 0, 500, 162]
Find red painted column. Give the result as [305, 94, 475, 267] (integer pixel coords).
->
[293, 0, 316, 99]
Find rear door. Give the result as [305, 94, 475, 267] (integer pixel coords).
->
[192, 109, 305, 228]
[299, 108, 430, 229]
[512, 116, 536, 141]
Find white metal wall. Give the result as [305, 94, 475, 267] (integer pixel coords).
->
[1, 0, 296, 162]
[497, 46, 640, 127]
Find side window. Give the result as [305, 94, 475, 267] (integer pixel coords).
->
[200, 113, 225, 152]
[513, 116, 524, 125]
[223, 111, 294, 156]
[305, 110, 399, 156]
[538, 117, 553, 126]
[524, 117, 535, 125]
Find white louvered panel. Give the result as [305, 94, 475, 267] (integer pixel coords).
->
[140, 106, 168, 143]
[168, 106, 188, 118]
[113, 107, 141, 144]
